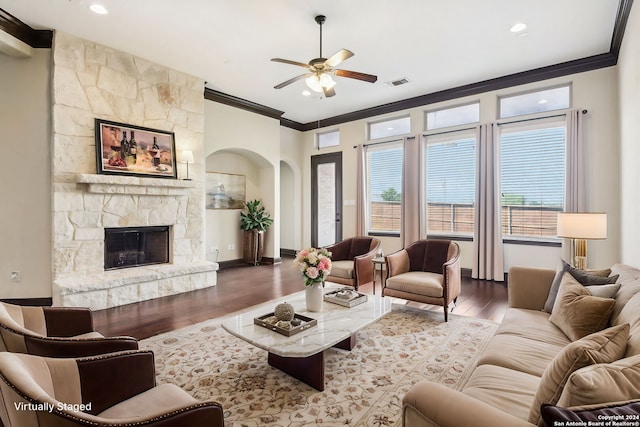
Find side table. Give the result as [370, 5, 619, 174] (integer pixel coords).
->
[371, 256, 386, 295]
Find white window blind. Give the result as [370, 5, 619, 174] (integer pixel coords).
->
[424, 131, 476, 235]
[366, 141, 403, 234]
[500, 119, 565, 239]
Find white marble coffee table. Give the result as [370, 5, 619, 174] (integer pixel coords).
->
[221, 284, 393, 391]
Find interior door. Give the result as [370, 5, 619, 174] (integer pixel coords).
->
[311, 152, 343, 247]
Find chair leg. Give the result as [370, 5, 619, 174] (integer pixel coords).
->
[444, 305, 449, 322]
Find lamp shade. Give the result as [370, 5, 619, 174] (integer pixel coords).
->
[181, 150, 194, 164]
[557, 212, 607, 239]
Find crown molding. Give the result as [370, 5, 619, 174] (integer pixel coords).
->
[2, 1, 633, 131]
[0, 8, 52, 48]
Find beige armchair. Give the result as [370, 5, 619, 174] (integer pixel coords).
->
[0, 350, 225, 427]
[324, 237, 381, 290]
[382, 239, 461, 321]
[0, 301, 138, 357]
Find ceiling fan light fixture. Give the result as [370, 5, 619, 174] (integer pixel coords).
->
[305, 73, 336, 93]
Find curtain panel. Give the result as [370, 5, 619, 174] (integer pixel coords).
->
[355, 144, 366, 236]
[473, 123, 505, 281]
[562, 109, 587, 259]
[403, 135, 421, 247]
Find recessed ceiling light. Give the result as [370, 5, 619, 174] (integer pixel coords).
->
[538, 99, 548, 104]
[302, 90, 311, 96]
[510, 22, 527, 33]
[89, 4, 108, 15]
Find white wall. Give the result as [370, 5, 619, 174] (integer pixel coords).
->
[204, 101, 282, 261]
[618, 3, 640, 266]
[0, 49, 52, 298]
[300, 67, 621, 271]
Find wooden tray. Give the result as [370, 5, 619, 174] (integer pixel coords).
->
[254, 312, 317, 337]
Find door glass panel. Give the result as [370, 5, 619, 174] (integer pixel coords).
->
[316, 162, 336, 247]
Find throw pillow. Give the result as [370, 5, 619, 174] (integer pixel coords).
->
[543, 259, 617, 313]
[557, 354, 640, 408]
[541, 400, 640, 424]
[549, 272, 616, 341]
[528, 323, 629, 426]
[585, 283, 621, 299]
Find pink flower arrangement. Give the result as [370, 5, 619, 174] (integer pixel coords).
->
[294, 247, 332, 286]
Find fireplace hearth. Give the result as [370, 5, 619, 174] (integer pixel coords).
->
[104, 226, 170, 270]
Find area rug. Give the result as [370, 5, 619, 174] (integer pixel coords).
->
[141, 305, 498, 426]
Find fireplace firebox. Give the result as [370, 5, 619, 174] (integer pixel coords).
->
[104, 226, 170, 270]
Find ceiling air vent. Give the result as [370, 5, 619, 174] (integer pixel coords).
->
[385, 78, 410, 87]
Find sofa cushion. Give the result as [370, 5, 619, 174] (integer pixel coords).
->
[477, 334, 566, 377]
[541, 400, 640, 425]
[528, 324, 629, 426]
[98, 383, 198, 419]
[384, 271, 443, 298]
[329, 260, 354, 279]
[549, 272, 615, 341]
[557, 354, 640, 408]
[462, 364, 540, 421]
[544, 259, 615, 313]
[496, 309, 571, 346]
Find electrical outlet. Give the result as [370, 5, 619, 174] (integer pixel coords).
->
[228, 243, 235, 250]
[10, 271, 21, 282]
[210, 246, 219, 254]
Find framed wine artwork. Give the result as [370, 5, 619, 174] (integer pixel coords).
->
[95, 119, 177, 179]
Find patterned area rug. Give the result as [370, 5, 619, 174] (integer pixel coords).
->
[141, 304, 498, 426]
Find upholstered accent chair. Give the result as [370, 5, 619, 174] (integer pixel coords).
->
[0, 301, 138, 357]
[0, 350, 225, 427]
[382, 239, 461, 321]
[324, 237, 381, 290]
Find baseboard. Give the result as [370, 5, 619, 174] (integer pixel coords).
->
[217, 259, 248, 269]
[1, 297, 53, 307]
[218, 257, 282, 269]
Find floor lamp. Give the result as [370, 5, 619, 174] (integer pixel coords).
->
[557, 212, 607, 270]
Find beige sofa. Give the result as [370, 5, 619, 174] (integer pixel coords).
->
[403, 263, 640, 427]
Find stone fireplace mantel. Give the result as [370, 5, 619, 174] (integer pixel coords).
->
[76, 174, 196, 196]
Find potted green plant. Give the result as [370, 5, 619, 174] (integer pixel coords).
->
[240, 199, 273, 265]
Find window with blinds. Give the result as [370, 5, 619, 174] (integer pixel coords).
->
[366, 141, 403, 235]
[499, 119, 565, 240]
[424, 131, 476, 236]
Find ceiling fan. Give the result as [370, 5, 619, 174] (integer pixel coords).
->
[271, 15, 378, 97]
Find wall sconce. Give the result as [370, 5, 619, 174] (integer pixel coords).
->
[557, 212, 607, 269]
[181, 150, 194, 181]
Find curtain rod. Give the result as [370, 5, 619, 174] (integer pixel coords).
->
[353, 110, 588, 147]
[497, 109, 588, 127]
[422, 126, 477, 138]
[353, 137, 405, 149]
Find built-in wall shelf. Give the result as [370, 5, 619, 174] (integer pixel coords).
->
[75, 174, 196, 196]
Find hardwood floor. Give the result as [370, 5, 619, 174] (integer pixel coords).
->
[92, 258, 509, 340]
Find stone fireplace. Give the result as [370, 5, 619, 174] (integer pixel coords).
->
[50, 32, 217, 310]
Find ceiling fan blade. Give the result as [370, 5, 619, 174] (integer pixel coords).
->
[323, 86, 336, 98]
[274, 73, 312, 89]
[271, 58, 313, 70]
[324, 49, 354, 68]
[334, 69, 378, 83]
